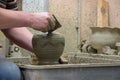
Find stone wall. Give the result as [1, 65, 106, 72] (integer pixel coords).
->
[49, 0, 79, 52]
[80, 0, 120, 41]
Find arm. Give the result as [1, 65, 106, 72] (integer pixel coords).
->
[0, 7, 54, 51]
[0, 7, 54, 32]
[0, 8, 67, 63]
[1, 27, 34, 52]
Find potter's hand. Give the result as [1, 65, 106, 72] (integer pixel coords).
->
[29, 12, 55, 32]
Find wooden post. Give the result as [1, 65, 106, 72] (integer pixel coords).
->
[97, 0, 109, 27]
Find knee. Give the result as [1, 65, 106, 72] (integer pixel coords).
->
[0, 60, 22, 80]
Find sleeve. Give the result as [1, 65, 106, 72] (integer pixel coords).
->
[0, 0, 6, 8]
[6, 0, 18, 10]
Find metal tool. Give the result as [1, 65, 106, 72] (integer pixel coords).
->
[48, 15, 62, 34]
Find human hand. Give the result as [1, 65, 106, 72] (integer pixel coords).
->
[29, 12, 55, 32]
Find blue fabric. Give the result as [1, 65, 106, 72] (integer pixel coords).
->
[0, 58, 23, 80]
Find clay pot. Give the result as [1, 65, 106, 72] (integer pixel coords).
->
[90, 27, 120, 53]
[32, 32, 65, 65]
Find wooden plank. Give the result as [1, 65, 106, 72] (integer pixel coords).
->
[97, 0, 109, 27]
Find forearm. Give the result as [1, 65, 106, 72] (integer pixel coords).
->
[1, 27, 33, 52]
[0, 8, 31, 29]
[0, 7, 54, 32]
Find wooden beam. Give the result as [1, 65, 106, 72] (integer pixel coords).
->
[97, 0, 109, 27]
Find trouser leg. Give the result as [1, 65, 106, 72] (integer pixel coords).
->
[0, 58, 22, 80]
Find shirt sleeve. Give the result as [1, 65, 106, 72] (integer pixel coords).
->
[0, 0, 6, 8]
[6, 0, 18, 10]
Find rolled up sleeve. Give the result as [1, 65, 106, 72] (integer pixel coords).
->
[6, 0, 18, 10]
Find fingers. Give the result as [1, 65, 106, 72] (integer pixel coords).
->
[40, 15, 56, 32]
[30, 12, 56, 32]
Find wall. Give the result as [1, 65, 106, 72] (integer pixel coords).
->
[80, 0, 120, 41]
[80, 0, 97, 41]
[22, 0, 48, 12]
[49, 0, 79, 53]
[108, 0, 120, 28]
[49, 0, 120, 53]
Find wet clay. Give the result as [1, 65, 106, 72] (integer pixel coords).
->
[32, 32, 65, 65]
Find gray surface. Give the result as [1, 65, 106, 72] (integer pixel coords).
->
[20, 64, 120, 80]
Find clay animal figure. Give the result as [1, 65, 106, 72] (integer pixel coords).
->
[102, 46, 118, 55]
[79, 40, 97, 53]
